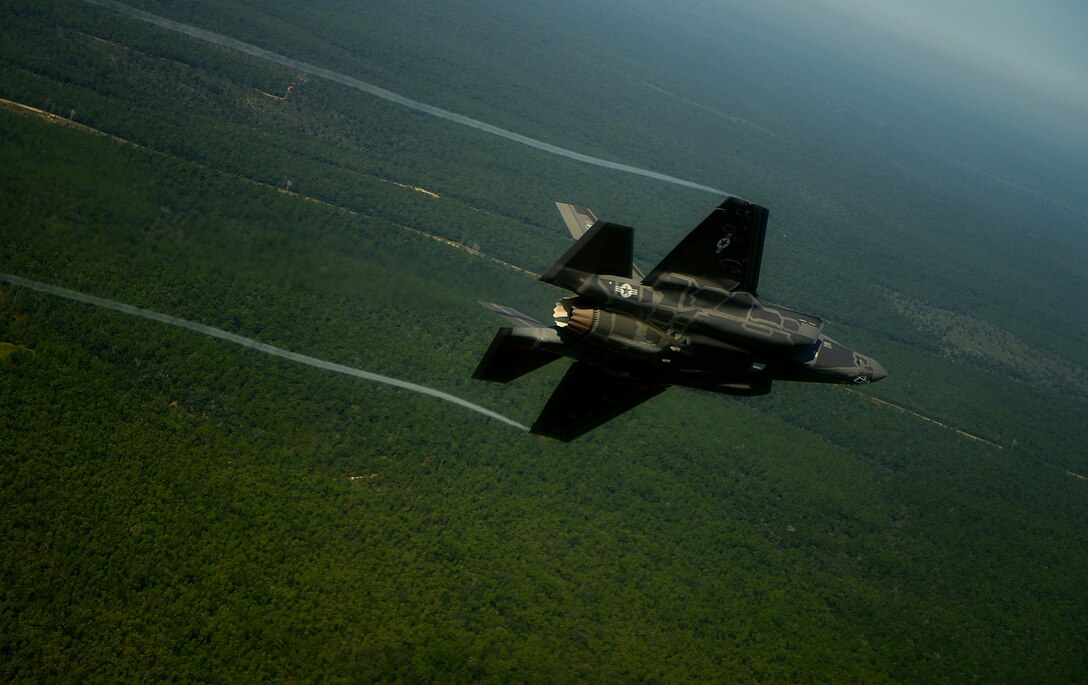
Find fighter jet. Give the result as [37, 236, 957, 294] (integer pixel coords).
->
[474, 198, 886, 441]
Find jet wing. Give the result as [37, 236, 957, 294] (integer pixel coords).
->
[642, 198, 769, 294]
[531, 362, 668, 441]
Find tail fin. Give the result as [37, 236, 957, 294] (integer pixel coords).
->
[473, 327, 562, 383]
[553, 203, 644, 280]
[555, 202, 600, 239]
[540, 221, 634, 291]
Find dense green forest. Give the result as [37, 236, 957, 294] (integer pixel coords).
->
[2, 1, 1086, 682]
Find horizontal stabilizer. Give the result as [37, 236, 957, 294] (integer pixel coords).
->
[478, 301, 548, 328]
[473, 327, 560, 383]
[540, 221, 634, 288]
[531, 362, 667, 441]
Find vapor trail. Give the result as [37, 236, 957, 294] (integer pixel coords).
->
[0, 273, 528, 431]
[82, 0, 729, 196]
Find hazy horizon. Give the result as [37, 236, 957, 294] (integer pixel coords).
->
[717, 0, 1088, 147]
[641, 0, 1088, 207]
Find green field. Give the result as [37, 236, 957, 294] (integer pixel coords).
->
[2, 1, 1086, 682]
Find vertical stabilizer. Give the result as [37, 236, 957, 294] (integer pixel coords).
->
[540, 221, 634, 291]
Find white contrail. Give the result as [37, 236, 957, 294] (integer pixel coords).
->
[0, 273, 529, 431]
[81, 0, 730, 197]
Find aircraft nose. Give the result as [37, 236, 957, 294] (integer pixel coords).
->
[870, 359, 888, 383]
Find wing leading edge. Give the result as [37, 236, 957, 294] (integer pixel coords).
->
[642, 198, 769, 294]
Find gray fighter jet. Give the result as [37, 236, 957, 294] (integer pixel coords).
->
[474, 198, 886, 440]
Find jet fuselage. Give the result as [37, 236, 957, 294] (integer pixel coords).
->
[527, 268, 884, 395]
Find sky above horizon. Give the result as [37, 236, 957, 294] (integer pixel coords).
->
[712, 0, 1088, 151]
[813, 0, 1087, 109]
